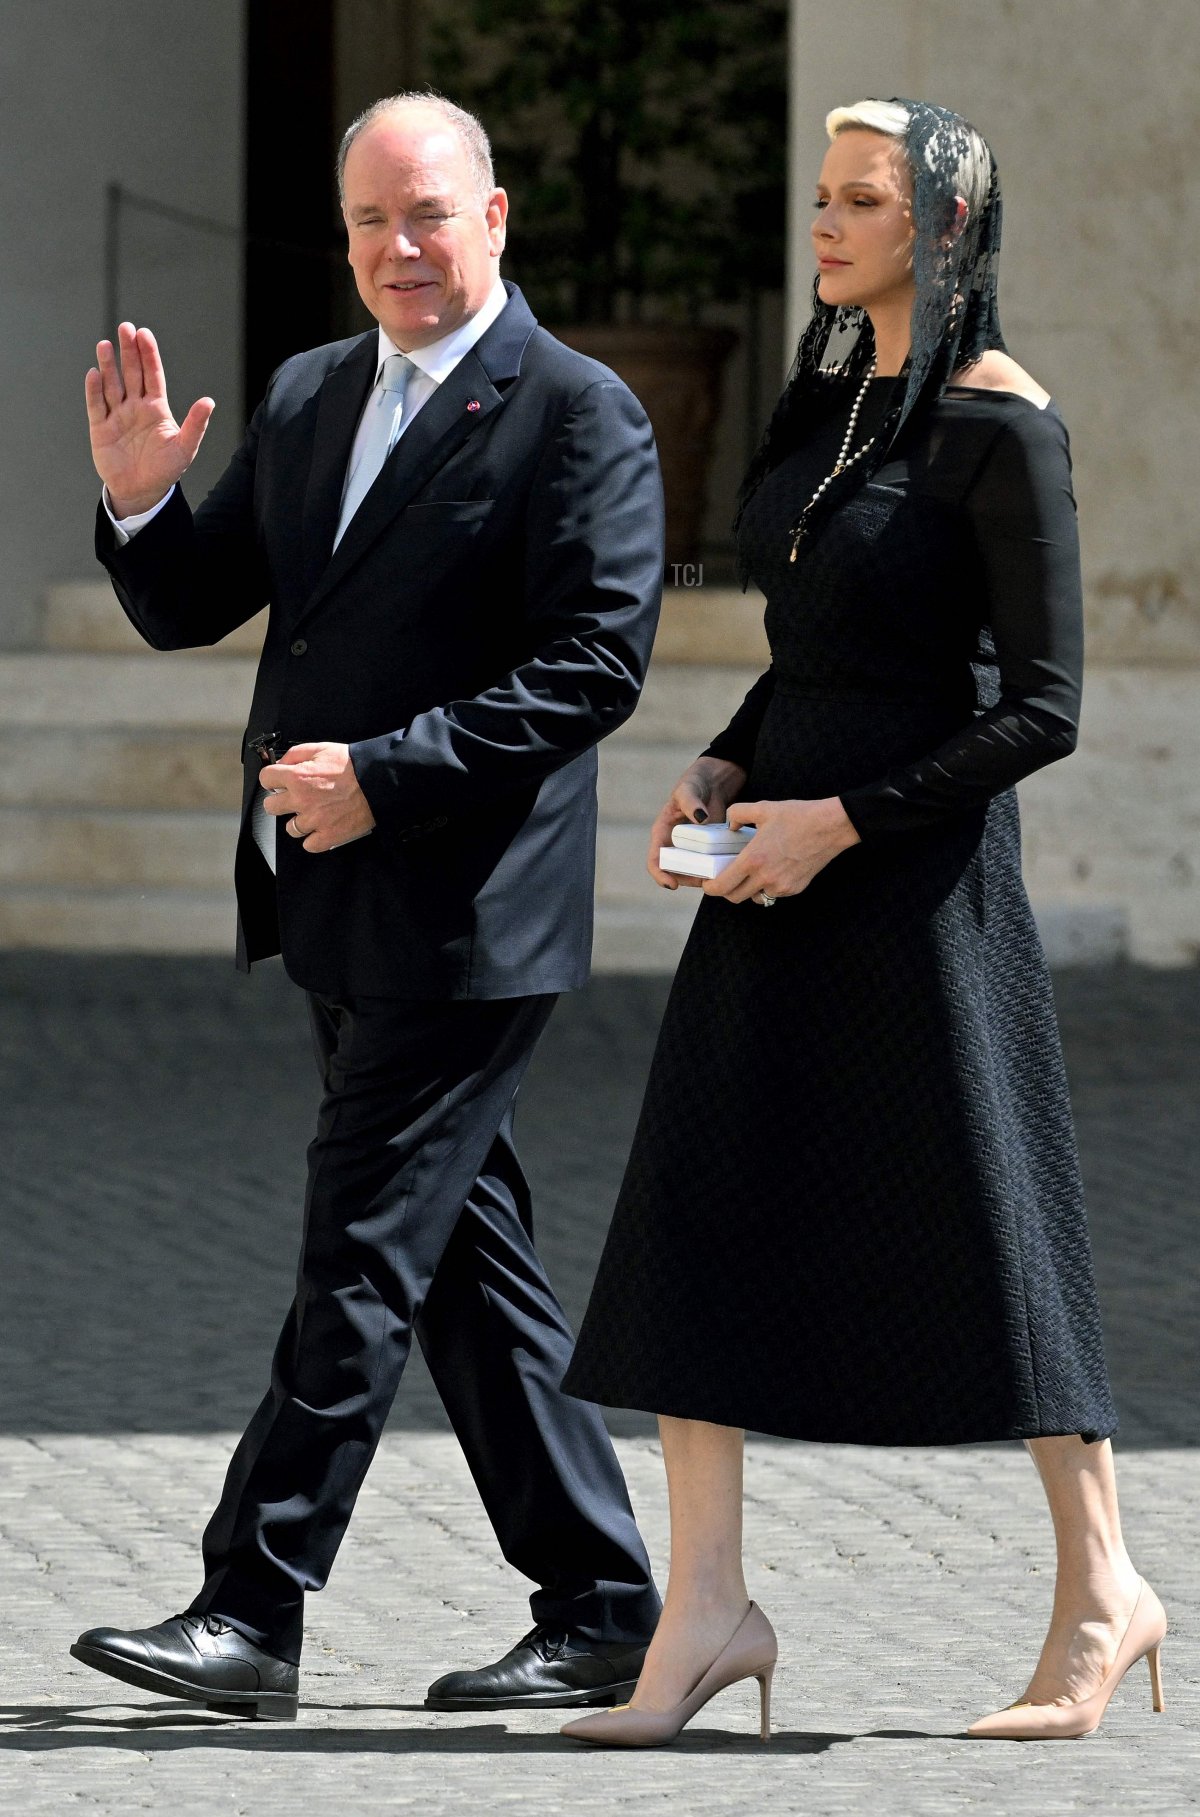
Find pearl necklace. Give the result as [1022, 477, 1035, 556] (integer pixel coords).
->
[788, 357, 879, 561]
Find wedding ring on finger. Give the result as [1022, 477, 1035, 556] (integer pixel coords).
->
[756, 891, 778, 907]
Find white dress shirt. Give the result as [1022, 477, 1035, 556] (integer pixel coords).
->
[103, 275, 510, 870]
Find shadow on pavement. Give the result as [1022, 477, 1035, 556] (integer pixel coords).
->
[0, 1698, 868, 1751]
[0, 954, 1195, 1446]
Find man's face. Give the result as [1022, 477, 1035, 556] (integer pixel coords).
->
[341, 108, 507, 349]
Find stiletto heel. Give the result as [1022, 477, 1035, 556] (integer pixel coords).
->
[756, 1661, 774, 1740]
[967, 1576, 1169, 1740]
[1146, 1641, 1165, 1713]
[560, 1602, 778, 1747]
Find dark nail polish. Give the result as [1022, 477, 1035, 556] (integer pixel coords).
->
[694, 808, 708, 822]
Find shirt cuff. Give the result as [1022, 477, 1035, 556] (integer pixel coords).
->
[102, 484, 176, 546]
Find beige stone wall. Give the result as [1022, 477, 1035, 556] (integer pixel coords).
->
[3, 3, 1193, 965]
[786, 0, 1200, 962]
[0, 0, 245, 651]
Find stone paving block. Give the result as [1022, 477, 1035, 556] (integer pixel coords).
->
[0, 1437, 1196, 1814]
[0, 957, 1196, 1813]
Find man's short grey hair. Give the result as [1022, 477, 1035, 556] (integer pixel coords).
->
[337, 91, 495, 208]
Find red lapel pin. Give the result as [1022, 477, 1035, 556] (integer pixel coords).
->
[466, 399, 481, 412]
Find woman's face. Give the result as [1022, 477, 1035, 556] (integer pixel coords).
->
[811, 128, 916, 312]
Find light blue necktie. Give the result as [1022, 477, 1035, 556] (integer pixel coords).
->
[333, 352, 418, 550]
[250, 353, 418, 873]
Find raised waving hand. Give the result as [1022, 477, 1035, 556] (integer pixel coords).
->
[85, 322, 214, 518]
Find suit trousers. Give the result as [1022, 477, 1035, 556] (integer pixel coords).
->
[187, 986, 660, 1663]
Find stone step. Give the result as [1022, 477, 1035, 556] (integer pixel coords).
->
[42, 581, 769, 666]
[0, 729, 239, 809]
[0, 655, 255, 729]
[0, 878, 1126, 965]
[650, 587, 768, 665]
[18, 635, 1195, 763]
[0, 653, 758, 744]
[589, 898, 1128, 971]
[596, 821, 697, 903]
[1, 639, 1191, 962]
[0, 806, 675, 900]
[0, 886, 234, 953]
[596, 901, 1127, 973]
[598, 821, 1136, 958]
[591, 902, 698, 972]
[0, 885, 697, 966]
[0, 729, 702, 816]
[610, 664, 763, 746]
[596, 742, 701, 821]
[0, 809, 240, 889]
[1033, 901, 1130, 966]
[43, 583, 268, 656]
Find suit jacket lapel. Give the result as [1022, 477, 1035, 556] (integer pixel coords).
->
[296, 350, 503, 623]
[299, 333, 377, 597]
[295, 281, 539, 626]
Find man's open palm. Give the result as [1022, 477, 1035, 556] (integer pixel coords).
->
[86, 321, 214, 518]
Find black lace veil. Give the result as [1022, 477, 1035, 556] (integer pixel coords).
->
[732, 97, 1007, 583]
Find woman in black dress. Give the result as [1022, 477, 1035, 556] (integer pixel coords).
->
[560, 98, 1167, 1746]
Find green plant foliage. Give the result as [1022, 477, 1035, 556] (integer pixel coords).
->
[426, 0, 787, 324]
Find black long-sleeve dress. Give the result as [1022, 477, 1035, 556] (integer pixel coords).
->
[561, 377, 1120, 1447]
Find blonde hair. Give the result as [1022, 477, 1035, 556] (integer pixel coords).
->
[825, 98, 992, 218]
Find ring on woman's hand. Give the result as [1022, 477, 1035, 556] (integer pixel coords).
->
[756, 891, 777, 907]
[288, 817, 309, 839]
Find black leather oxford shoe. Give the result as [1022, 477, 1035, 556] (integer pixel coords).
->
[424, 1624, 651, 1710]
[70, 1613, 299, 1720]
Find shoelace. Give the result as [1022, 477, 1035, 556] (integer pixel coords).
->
[516, 1624, 572, 1659]
[175, 1612, 233, 1637]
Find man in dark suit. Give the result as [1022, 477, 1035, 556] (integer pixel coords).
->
[71, 92, 663, 1721]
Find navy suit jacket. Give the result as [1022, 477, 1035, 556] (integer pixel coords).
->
[96, 281, 665, 998]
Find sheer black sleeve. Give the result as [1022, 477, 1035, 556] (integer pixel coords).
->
[838, 403, 1084, 838]
[699, 665, 776, 770]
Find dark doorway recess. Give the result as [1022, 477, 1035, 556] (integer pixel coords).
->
[244, 0, 341, 417]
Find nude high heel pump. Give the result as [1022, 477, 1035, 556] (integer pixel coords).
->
[966, 1575, 1167, 1740]
[559, 1602, 778, 1747]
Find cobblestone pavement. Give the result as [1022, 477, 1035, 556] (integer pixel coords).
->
[0, 956, 1197, 1814]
